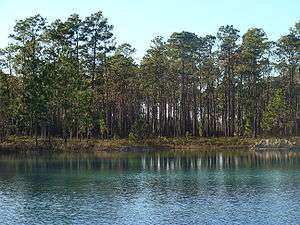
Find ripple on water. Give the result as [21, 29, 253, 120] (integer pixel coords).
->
[0, 150, 299, 225]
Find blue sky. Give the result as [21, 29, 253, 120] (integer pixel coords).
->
[0, 0, 299, 59]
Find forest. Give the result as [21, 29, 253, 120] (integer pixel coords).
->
[0, 11, 299, 143]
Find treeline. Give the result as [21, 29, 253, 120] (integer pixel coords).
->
[0, 11, 299, 143]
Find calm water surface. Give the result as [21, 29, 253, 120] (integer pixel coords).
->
[0, 149, 299, 225]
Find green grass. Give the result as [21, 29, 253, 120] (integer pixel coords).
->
[1, 135, 298, 152]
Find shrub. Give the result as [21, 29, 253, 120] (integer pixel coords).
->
[130, 118, 151, 140]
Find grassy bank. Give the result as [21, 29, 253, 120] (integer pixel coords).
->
[1, 136, 299, 152]
[0, 135, 283, 152]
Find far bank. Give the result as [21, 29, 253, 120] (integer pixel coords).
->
[0, 136, 299, 153]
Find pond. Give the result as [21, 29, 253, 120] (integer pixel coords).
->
[0, 149, 299, 224]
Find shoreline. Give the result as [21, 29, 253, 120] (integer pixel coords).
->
[0, 136, 299, 153]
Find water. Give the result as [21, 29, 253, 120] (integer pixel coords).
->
[0, 149, 299, 225]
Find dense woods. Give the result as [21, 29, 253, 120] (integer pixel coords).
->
[0, 11, 299, 143]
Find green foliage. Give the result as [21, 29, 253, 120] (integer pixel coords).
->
[262, 89, 290, 134]
[185, 131, 192, 140]
[99, 112, 107, 138]
[0, 71, 22, 140]
[128, 132, 138, 143]
[0, 12, 299, 142]
[130, 118, 151, 141]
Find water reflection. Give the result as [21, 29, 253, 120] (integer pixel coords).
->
[0, 150, 299, 173]
[0, 149, 299, 225]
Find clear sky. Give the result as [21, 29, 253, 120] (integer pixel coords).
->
[0, 0, 299, 59]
